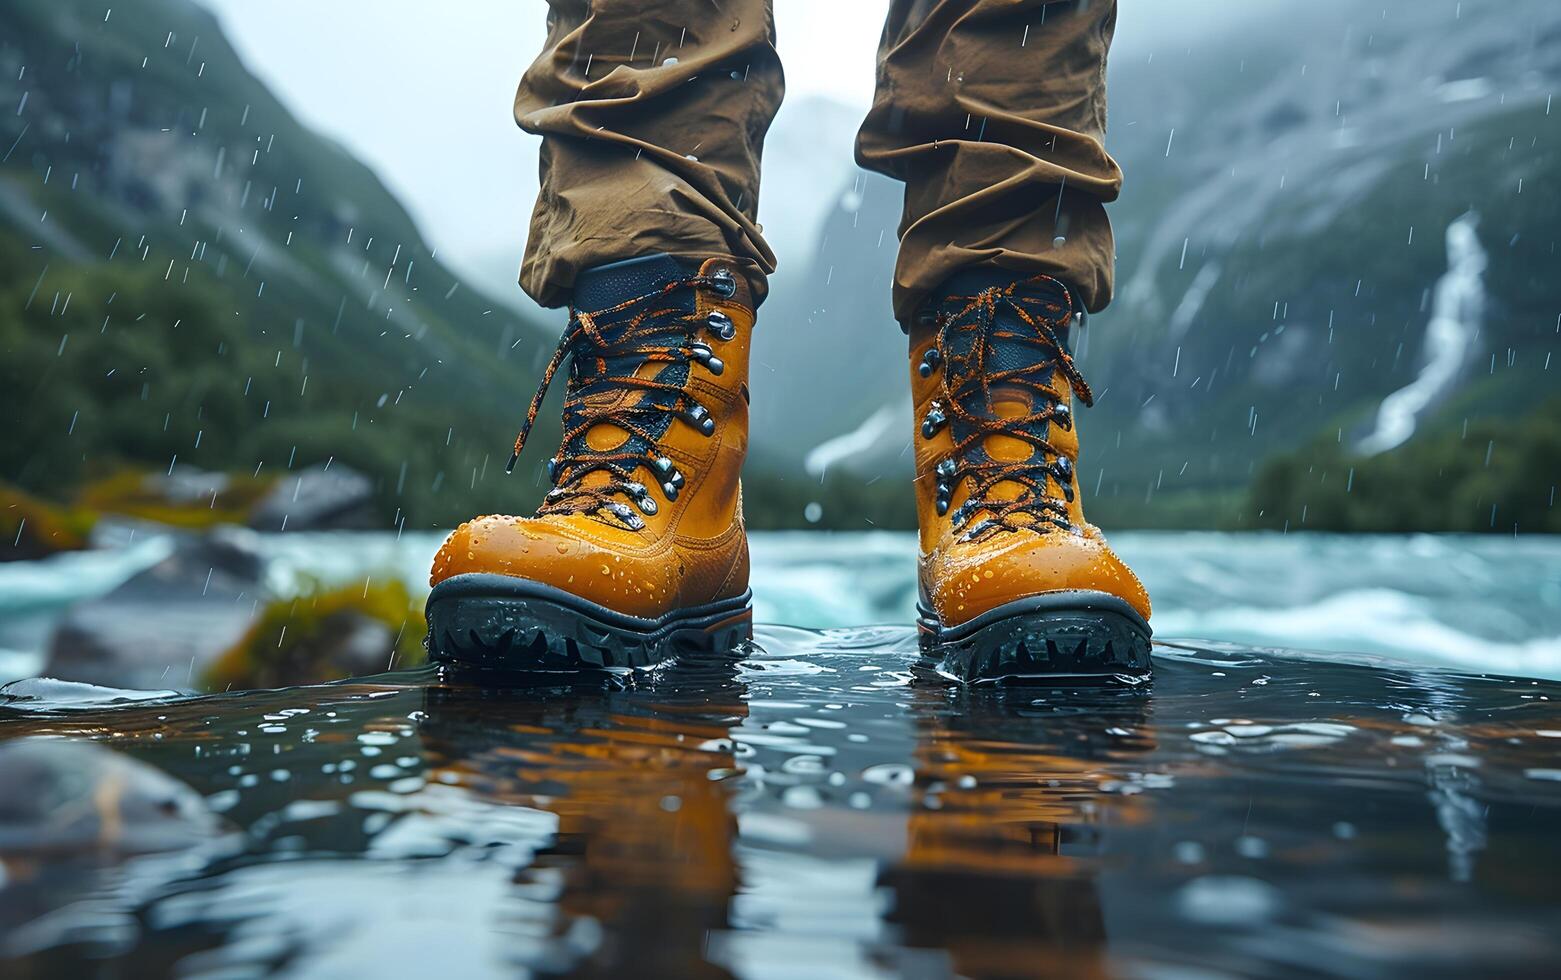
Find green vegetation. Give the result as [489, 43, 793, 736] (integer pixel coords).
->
[0, 229, 528, 530]
[203, 577, 426, 692]
[742, 465, 917, 531]
[1086, 487, 1246, 533]
[1247, 398, 1561, 533]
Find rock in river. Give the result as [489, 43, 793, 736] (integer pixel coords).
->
[0, 738, 222, 857]
[42, 529, 265, 691]
[248, 463, 377, 531]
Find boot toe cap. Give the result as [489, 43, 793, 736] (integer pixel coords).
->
[430, 515, 678, 618]
[924, 525, 1151, 628]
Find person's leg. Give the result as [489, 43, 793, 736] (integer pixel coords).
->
[857, 0, 1120, 321]
[862, 0, 1153, 682]
[427, 1, 781, 671]
[516, 0, 783, 307]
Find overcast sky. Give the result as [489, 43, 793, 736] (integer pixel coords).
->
[195, 0, 1274, 301]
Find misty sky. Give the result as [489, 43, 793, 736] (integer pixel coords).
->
[194, 0, 1276, 303]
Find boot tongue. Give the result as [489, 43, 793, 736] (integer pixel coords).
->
[572, 253, 692, 313]
[938, 270, 1073, 510]
[566, 254, 696, 481]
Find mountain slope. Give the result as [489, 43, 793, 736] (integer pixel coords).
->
[0, 0, 556, 527]
[1083, 0, 1561, 525]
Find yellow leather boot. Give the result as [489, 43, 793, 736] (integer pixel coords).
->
[910, 271, 1152, 683]
[427, 255, 754, 670]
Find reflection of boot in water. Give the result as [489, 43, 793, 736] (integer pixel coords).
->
[881, 685, 1155, 976]
[416, 658, 748, 977]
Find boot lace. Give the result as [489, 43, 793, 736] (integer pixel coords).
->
[505, 273, 734, 531]
[920, 275, 1095, 541]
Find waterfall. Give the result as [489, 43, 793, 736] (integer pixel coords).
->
[1356, 212, 1486, 455]
[804, 404, 900, 478]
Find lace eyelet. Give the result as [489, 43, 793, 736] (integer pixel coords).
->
[619, 481, 658, 515]
[921, 402, 947, 439]
[682, 403, 716, 436]
[706, 310, 737, 341]
[690, 342, 725, 375]
[652, 457, 685, 492]
[709, 268, 737, 299]
[603, 502, 645, 531]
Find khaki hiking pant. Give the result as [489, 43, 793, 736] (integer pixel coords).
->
[516, 0, 1120, 321]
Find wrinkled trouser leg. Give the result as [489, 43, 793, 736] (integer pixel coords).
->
[856, 0, 1121, 320]
[516, 0, 783, 308]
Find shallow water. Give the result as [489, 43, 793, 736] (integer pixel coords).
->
[3, 630, 1559, 977]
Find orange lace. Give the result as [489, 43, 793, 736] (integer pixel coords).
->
[505, 274, 726, 529]
[928, 275, 1093, 539]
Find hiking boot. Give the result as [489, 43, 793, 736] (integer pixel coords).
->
[427, 254, 755, 671]
[909, 270, 1152, 683]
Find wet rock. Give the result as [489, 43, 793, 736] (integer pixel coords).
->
[131, 466, 231, 506]
[75, 466, 276, 533]
[305, 612, 399, 676]
[0, 739, 222, 857]
[248, 463, 377, 532]
[42, 529, 266, 691]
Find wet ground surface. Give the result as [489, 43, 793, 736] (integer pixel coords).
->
[2, 628, 1560, 978]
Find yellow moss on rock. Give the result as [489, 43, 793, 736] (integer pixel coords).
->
[0, 483, 97, 560]
[77, 469, 277, 530]
[3, 468, 282, 561]
[203, 576, 427, 692]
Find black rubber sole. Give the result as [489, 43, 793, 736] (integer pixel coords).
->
[917, 591, 1153, 685]
[425, 573, 752, 673]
